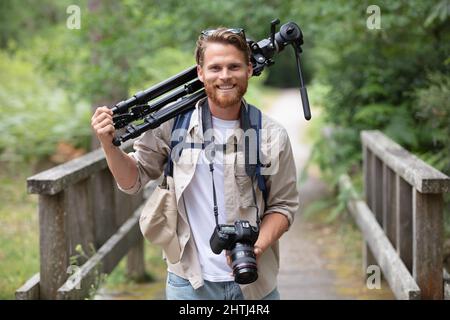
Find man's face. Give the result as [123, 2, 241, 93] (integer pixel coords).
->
[197, 42, 253, 109]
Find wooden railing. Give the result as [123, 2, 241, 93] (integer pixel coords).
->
[15, 141, 154, 300]
[15, 129, 449, 300]
[339, 130, 450, 300]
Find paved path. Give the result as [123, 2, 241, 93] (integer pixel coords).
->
[266, 89, 340, 299]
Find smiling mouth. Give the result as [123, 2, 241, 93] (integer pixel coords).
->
[216, 84, 236, 91]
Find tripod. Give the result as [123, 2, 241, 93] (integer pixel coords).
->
[111, 19, 311, 146]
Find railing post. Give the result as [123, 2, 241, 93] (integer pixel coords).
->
[114, 183, 146, 281]
[65, 178, 95, 265]
[127, 237, 146, 281]
[363, 146, 377, 276]
[39, 193, 68, 300]
[92, 169, 116, 248]
[396, 175, 413, 273]
[382, 165, 397, 247]
[127, 189, 146, 281]
[91, 169, 117, 273]
[372, 155, 383, 224]
[413, 191, 443, 299]
[363, 146, 372, 209]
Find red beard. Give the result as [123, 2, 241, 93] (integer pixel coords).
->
[203, 79, 248, 109]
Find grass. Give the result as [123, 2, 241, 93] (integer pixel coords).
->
[0, 162, 39, 300]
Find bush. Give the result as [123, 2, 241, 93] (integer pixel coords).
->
[0, 51, 91, 163]
[311, 1, 450, 181]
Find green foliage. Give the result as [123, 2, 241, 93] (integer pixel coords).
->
[2, 0, 446, 167]
[299, 1, 450, 230]
[413, 71, 450, 172]
[302, 179, 360, 223]
[0, 51, 91, 163]
[309, 0, 450, 182]
[311, 126, 362, 186]
[0, 0, 70, 48]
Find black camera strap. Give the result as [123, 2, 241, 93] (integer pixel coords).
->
[209, 162, 220, 226]
[202, 101, 260, 228]
[208, 154, 259, 228]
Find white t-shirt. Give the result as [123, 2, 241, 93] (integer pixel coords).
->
[182, 116, 239, 282]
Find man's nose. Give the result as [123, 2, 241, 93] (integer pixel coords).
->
[219, 68, 231, 80]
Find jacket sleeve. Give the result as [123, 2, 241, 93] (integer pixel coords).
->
[262, 128, 299, 228]
[117, 118, 175, 195]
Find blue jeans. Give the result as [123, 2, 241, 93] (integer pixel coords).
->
[165, 272, 280, 300]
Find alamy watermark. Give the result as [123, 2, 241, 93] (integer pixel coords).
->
[366, 5, 381, 30]
[366, 265, 381, 289]
[66, 265, 82, 289]
[170, 127, 282, 176]
[66, 5, 81, 30]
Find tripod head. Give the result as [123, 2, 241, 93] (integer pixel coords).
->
[111, 19, 311, 146]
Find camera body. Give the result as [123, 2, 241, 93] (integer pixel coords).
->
[210, 220, 259, 253]
[210, 220, 259, 284]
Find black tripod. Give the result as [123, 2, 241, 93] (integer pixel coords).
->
[111, 19, 311, 146]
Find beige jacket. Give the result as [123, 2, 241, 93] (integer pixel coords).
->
[119, 98, 299, 300]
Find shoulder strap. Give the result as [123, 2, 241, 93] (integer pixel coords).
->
[246, 104, 268, 204]
[164, 109, 194, 177]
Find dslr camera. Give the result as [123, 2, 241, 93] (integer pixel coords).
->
[209, 220, 259, 284]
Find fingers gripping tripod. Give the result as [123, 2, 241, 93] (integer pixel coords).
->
[111, 19, 311, 146]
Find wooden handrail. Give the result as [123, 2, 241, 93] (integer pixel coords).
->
[361, 131, 449, 193]
[27, 141, 134, 195]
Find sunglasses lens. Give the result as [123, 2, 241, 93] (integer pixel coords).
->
[201, 29, 214, 37]
[201, 28, 245, 38]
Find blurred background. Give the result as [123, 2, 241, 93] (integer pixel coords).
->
[0, 0, 448, 299]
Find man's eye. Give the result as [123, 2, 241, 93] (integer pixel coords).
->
[210, 66, 220, 71]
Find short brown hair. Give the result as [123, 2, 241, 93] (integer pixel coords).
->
[195, 28, 251, 66]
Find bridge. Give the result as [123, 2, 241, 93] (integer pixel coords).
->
[15, 91, 450, 300]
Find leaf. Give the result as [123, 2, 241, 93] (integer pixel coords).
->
[353, 104, 394, 126]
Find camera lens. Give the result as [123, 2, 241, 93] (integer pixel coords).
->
[230, 243, 258, 284]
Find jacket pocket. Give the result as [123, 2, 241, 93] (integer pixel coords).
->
[234, 174, 254, 207]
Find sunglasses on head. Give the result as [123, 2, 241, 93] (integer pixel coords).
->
[201, 28, 246, 40]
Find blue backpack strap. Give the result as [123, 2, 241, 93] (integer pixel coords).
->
[164, 109, 194, 177]
[246, 104, 268, 204]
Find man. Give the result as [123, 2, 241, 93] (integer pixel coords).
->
[91, 28, 299, 300]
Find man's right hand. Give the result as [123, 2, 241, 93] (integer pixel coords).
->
[90, 106, 139, 191]
[91, 106, 115, 148]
